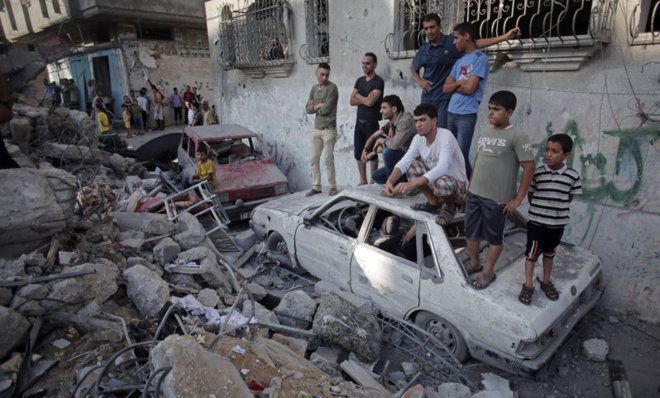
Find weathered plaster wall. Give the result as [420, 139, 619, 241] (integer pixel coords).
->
[122, 40, 212, 125]
[206, 0, 660, 322]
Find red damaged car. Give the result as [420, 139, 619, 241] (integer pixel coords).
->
[177, 124, 289, 221]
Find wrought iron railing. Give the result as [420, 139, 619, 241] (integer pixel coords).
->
[629, 0, 660, 44]
[386, 0, 615, 58]
[300, 0, 329, 63]
[218, 0, 294, 69]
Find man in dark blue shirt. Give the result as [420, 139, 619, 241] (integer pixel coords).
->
[411, 14, 519, 129]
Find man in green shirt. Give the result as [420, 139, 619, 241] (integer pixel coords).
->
[306, 63, 339, 196]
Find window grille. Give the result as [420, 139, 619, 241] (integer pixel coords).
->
[53, 0, 61, 14]
[39, 0, 48, 18]
[218, 0, 294, 69]
[300, 0, 329, 63]
[386, 0, 447, 58]
[629, 0, 660, 44]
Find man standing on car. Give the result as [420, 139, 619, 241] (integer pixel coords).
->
[306, 62, 339, 197]
[350, 52, 384, 186]
[411, 13, 519, 129]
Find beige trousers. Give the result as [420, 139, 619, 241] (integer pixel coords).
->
[310, 128, 337, 190]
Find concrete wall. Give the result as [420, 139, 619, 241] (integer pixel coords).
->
[206, 0, 660, 322]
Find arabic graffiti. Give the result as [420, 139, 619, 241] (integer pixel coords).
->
[535, 120, 660, 206]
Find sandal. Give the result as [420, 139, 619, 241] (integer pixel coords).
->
[471, 273, 497, 290]
[519, 284, 535, 305]
[537, 277, 559, 300]
[305, 189, 322, 197]
[410, 202, 439, 213]
[435, 207, 456, 225]
[328, 187, 338, 196]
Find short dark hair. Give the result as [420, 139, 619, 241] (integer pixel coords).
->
[382, 95, 404, 113]
[413, 103, 437, 119]
[364, 52, 377, 64]
[318, 62, 331, 71]
[453, 22, 478, 41]
[489, 90, 517, 111]
[422, 13, 441, 27]
[547, 133, 574, 153]
[197, 145, 208, 154]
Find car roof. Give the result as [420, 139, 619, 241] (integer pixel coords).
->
[184, 124, 258, 140]
[339, 184, 441, 222]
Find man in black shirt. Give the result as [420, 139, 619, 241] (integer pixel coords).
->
[350, 52, 384, 185]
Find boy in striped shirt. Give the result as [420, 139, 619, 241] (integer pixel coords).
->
[519, 133, 582, 305]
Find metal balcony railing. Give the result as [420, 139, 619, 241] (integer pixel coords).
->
[218, 0, 294, 69]
[299, 0, 329, 64]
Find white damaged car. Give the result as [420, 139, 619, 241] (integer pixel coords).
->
[250, 184, 603, 375]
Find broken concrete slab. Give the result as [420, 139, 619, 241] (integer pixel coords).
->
[0, 306, 30, 360]
[583, 338, 609, 362]
[39, 142, 96, 163]
[340, 360, 392, 397]
[233, 229, 257, 251]
[43, 260, 119, 311]
[271, 333, 309, 357]
[310, 352, 341, 377]
[0, 257, 25, 279]
[173, 246, 225, 288]
[58, 251, 77, 266]
[23, 253, 46, 267]
[123, 264, 169, 317]
[242, 300, 279, 325]
[472, 373, 514, 398]
[10, 283, 49, 316]
[246, 282, 267, 301]
[436, 382, 471, 398]
[0, 168, 77, 257]
[111, 212, 175, 235]
[153, 237, 180, 266]
[150, 335, 252, 398]
[312, 292, 381, 363]
[173, 212, 206, 250]
[9, 117, 32, 144]
[274, 290, 317, 329]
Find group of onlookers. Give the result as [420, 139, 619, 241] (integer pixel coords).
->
[41, 79, 81, 110]
[305, 15, 583, 305]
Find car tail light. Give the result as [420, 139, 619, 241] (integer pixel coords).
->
[274, 183, 288, 195]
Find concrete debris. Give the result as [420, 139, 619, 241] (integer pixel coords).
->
[44, 260, 119, 311]
[172, 246, 225, 287]
[271, 333, 309, 357]
[0, 168, 77, 257]
[173, 212, 206, 250]
[242, 300, 279, 325]
[124, 264, 170, 317]
[58, 251, 77, 266]
[23, 252, 46, 267]
[312, 292, 382, 363]
[113, 211, 176, 235]
[0, 288, 12, 307]
[51, 338, 71, 349]
[274, 290, 317, 329]
[0, 306, 30, 359]
[472, 373, 514, 398]
[0, 257, 25, 279]
[436, 382, 472, 398]
[233, 229, 257, 251]
[246, 281, 268, 301]
[401, 361, 418, 379]
[310, 351, 341, 377]
[9, 117, 33, 143]
[196, 288, 220, 308]
[153, 237, 180, 266]
[583, 338, 609, 362]
[150, 335, 253, 398]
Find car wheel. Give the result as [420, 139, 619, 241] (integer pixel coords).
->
[265, 232, 295, 269]
[415, 311, 469, 362]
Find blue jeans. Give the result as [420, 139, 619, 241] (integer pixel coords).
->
[372, 148, 406, 184]
[447, 112, 477, 177]
[428, 99, 450, 129]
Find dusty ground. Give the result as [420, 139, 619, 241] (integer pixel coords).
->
[465, 309, 660, 397]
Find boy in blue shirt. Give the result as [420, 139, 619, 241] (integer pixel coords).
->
[443, 22, 490, 177]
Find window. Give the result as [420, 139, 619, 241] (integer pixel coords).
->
[387, 0, 446, 57]
[39, 0, 48, 18]
[138, 25, 174, 41]
[463, 0, 592, 40]
[207, 137, 264, 164]
[181, 134, 188, 152]
[366, 208, 416, 262]
[301, 0, 329, 63]
[316, 198, 369, 239]
[4, 0, 18, 31]
[630, 0, 660, 45]
[217, 0, 295, 76]
[52, 0, 60, 14]
[187, 137, 196, 159]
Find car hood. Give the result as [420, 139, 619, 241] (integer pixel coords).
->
[476, 232, 601, 339]
[255, 189, 329, 215]
[214, 160, 287, 193]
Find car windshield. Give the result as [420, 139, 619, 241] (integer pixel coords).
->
[206, 137, 264, 164]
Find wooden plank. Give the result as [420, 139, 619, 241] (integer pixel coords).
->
[340, 360, 392, 398]
[234, 244, 257, 268]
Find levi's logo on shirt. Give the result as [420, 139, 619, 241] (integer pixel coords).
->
[477, 136, 507, 153]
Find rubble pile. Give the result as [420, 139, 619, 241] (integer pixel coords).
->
[1, 101, 512, 397]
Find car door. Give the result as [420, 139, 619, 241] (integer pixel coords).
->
[294, 197, 369, 291]
[178, 133, 197, 177]
[350, 207, 420, 317]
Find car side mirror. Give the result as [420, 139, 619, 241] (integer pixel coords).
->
[303, 214, 313, 228]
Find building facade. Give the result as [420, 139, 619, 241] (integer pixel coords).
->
[206, 0, 660, 322]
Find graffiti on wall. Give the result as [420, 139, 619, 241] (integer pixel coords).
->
[535, 120, 659, 207]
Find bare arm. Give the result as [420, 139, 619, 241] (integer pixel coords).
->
[362, 89, 382, 107]
[350, 88, 360, 106]
[475, 27, 521, 48]
[411, 67, 432, 91]
[455, 76, 480, 95]
[502, 160, 535, 214]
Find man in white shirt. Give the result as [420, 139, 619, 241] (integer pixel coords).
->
[385, 103, 468, 225]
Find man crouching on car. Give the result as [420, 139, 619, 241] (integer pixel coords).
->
[384, 103, 467, 226]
